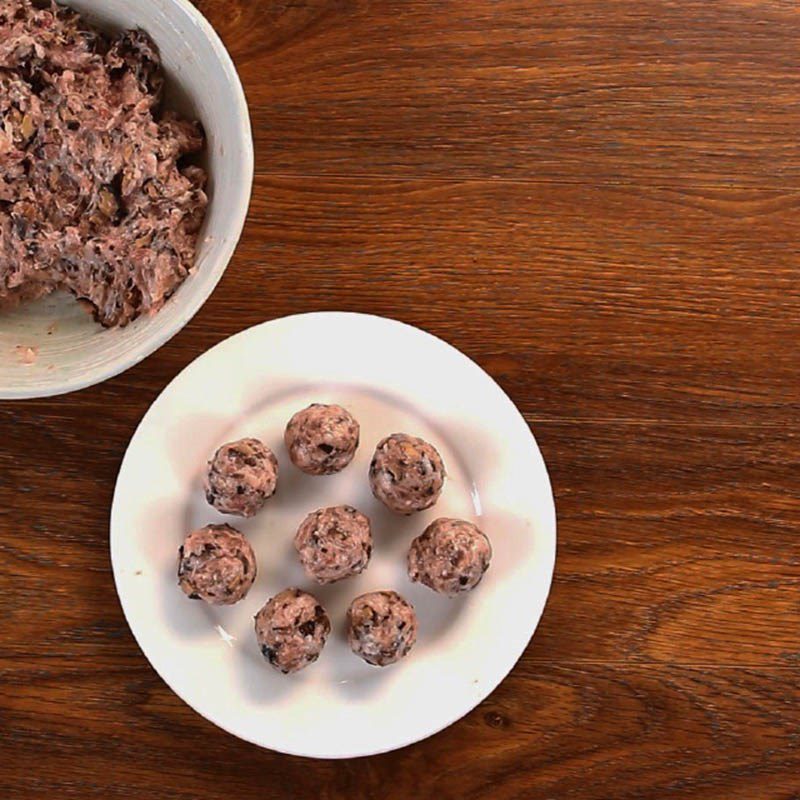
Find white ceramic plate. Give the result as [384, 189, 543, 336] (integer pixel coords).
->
[111, 312, 556, 758]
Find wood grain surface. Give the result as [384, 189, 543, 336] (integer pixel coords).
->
[2, 0, 799, 797]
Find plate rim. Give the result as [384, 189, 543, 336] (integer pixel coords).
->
[110, 311, 557, 758]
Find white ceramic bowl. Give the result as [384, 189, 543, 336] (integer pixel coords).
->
[0, 0, 253, 399]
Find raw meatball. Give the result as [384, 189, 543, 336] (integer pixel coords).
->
[177, 524, 257, 605]
[294, 505, 373, 584]
[408, 518, 492, 597]
[204, 438, 278, 517]
[254, 588, 331, 674]
[347, 591, 418, 667]
[284, 404, 360, 475]
[369, 434, 445, 514]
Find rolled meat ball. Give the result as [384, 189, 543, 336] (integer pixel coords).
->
[408, 517, 492, 597]
[254, 588, 331, 674]
[284, 404, 360, 475]
[204, 437, 278, 517]
[347, 590, 418, 667]
[177, 524, 257, 605]
[369, 434, 445, 514]
[294, 505, 373, 584]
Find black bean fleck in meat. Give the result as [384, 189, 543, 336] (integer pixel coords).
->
[459, 575, 469, 586]
[298, 620, 316, 637]
[260, 644, 277, 663]
[318, 443, 334, 454]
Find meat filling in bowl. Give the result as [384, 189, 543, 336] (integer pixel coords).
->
[0, 0, 207, 327]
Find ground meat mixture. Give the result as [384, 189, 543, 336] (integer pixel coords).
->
[408, 517, 492, 597]
[369, 433, 446, 514]
[0, 0, 207, 326]
[347, 590, 418, 667]
[177, 524, 257, 605]
[284, 403, 360, 476]
[294, 505, 372, 584]
[254, 588, 331, 674]
[205, 438, 278, 518]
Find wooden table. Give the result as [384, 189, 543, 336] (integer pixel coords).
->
[3, 1, 799, 797]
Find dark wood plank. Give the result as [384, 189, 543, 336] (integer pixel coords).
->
[4, 174, 788, 425]
[2, 420, 796, 666]
[532, 422, 800, 666]
[159, 175, 799, 425]
[3, 421, 798, 798]
[197, 0, 800, 188]
[4, 663, 800, 799]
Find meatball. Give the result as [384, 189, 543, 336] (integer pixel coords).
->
[204, 437, 278, 517]
[369, 434, 445, 514]
[284, 403, 360, 475]
[408, 518, 492, 597]
[347, 591, 418, 667]
[177, 524, 257, 605]
[294, 505, 373, 584]
[254, 588, 331, 674]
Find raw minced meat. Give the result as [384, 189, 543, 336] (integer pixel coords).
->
[254, 588, 331, 674]
[204, 438, 279, 518]
[177, 524, 257, 606]
[294, 505, 372, 584]
[0, 0, 207, 326]
[369, 433, 446, 514]
[284, 403, 360, 476]
[347, 590, 418, 667]
[407, 517, 492, 597]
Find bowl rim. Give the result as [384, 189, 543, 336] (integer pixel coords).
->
[0, 0, 254, 401]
